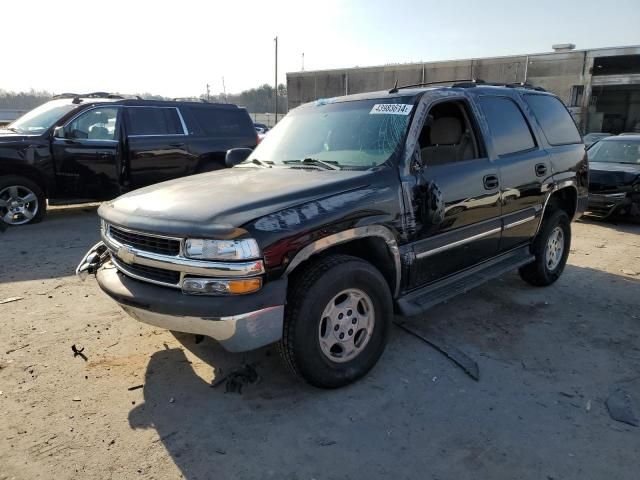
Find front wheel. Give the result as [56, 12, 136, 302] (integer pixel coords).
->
[278, 255, 392, 388]
[519, 209, 571, 286]
[0, 175, 46, 226]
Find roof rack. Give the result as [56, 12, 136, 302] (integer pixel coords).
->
[52, 92, 143, 103]
[388, 79, 546, 93]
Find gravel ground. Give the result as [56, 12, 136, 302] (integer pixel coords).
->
[1, 206, 640, 480]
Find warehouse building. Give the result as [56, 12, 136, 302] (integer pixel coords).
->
[287, 45, 640, 134]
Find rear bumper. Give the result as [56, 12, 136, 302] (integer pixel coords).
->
[95, 262, 287, 352]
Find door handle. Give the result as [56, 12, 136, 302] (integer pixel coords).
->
[535, 163, 547, 177]
[483, 174, 499, 190]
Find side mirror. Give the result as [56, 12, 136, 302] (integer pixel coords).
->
[225, 148, 253, 168]
[53, 126, 65, 139]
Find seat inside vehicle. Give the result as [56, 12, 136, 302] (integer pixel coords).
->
[419, 101, 480, 165]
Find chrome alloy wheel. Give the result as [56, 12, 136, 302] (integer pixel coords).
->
[318, 288, 375, 363]
[0, 185, 39, 225]
[545, 226, 564, 271]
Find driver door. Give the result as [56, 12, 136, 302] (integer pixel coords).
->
[51, 106, 122, 199]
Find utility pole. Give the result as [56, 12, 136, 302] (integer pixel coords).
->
[222, 76, 227, 103]
[302, 52, 304, 71]
[274, 36, 278, 123]
[206, 83, 210, 102]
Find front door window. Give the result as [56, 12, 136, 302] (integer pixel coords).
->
[67, 107, 119, 140]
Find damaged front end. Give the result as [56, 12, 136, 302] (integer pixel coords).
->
[588, 187, 640, 221]
[76, 242, 110, 280]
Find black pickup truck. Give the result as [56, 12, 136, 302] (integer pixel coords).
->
[0, 94, 257, 225]
[78, 81, 588, 388]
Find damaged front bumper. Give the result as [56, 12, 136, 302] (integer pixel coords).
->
[77, 242, 287, 352]
[588, 192, 640, 219]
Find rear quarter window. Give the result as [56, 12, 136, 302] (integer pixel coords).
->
[524, 94, 582, 146]
[189, 107, 254, 138]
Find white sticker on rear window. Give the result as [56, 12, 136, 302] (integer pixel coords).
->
[370, 104, 413, 115]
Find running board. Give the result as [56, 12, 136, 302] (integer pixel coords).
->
[48, 198, 97, 206]
[396, 246, 534, 317]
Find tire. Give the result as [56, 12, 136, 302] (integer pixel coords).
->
[0, 175, 46, 226]
[278, 254, 392, 388]
[519, 209, 571, 286]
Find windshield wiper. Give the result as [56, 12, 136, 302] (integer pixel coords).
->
[4, 127, 20, 133]
[284, 158, 340, 170]
[242, 158, 272, 168]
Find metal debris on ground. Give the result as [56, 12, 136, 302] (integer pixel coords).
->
[6, 344, 30, 354]
[211, 364, 260, 394]
[71, 344, 87, 361]
[127, 385, 144, 391]
[0, 296, 24, 305]
[606, 389, 639, 427]
[394, 321, 479, 381]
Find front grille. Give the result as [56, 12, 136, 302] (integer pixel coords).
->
[113, 258, 181, 285]
[109, 226, 181, 256]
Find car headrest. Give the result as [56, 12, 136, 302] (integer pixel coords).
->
[94, 111, 110, 124]
[430, 117, 462, 145]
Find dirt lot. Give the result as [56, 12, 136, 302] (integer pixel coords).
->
[1, 206, 640, 480]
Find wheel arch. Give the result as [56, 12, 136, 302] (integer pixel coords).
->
[283, 225, 401, 298]
[545, 182, 578, 219]
[0, 163, 50, 196]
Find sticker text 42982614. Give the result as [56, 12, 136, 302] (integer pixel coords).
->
[369, 104, 413, 115]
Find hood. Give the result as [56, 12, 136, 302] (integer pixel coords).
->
[589, 161, 640, 193]
[0, 131, 34, 143]
[99, 166, 375, 237]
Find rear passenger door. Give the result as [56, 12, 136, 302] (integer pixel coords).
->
[124, 106, 193, 189]
[477, 95, 550, 252]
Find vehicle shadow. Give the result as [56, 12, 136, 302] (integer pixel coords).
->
[579, 214, 640, 233]
[0, 204, 100, 283]
[127, 262, 640, 479]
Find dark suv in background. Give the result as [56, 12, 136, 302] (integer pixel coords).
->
[0, 93, 257, 225]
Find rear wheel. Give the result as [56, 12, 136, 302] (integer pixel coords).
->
[278, 255, 392, 388]
[0, 175, 46, 226]
[519, 209, 571, 286]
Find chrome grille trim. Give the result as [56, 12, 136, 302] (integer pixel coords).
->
[103, 223, 265, 288]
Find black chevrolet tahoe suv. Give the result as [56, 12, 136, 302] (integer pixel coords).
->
[77, 81, 588, 388]
[0, 93, 257, 225]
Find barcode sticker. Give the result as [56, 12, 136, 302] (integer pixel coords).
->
[369, 104, 413, 115]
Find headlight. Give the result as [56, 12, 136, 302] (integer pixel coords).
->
[184, 238, 260, 260]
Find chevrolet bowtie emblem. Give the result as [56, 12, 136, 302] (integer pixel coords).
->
[117, 246, 136, 264]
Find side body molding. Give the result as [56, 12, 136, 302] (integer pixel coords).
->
[283, 225, 402, 298]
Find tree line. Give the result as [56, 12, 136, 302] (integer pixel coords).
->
[0, 84, 288, 114]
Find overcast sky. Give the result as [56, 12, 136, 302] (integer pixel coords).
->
[3, 0, 639, 97]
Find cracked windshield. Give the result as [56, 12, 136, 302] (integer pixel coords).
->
[247, 97, 415, 169]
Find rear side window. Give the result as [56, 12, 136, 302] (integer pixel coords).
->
[126, 107, 184, 136]
[190, 107, 253, 137]
[524, 94, 582, 145]
[478, 96, 536, 156]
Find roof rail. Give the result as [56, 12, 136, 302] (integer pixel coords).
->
[389, 78, 546, 93]
[52, 92, 141, 102]
[452, 80, 546, 91]
[389, 79, 480, 93]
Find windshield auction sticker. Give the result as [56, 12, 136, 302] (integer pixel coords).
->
[370, 104, 413, 115]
